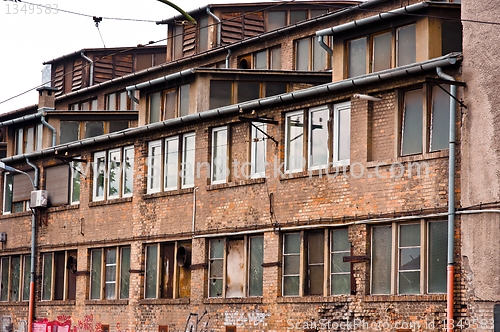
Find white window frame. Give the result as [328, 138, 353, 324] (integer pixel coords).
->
[70, 159, 81, 205]
[211, 126, 229, 184]
[93, 146, 134, 201]
[122, 146, 134, 198]
[164, 137, 180, 191]
[308, 105, 330, 170]
[107, 148, 122, 200]
[285, 111, 305, 173]
[181, 133, 195, 189]
[93, 151, 106, 201]
[147, 140, 162, 194]
[333, 101, 351, 166]
[251, 123, 267, 178]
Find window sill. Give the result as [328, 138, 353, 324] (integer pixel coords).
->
[0, 301, 28, 306]
[89, 196, 133, 207]
[0, 211, 32, 219]
[47, 204, 80, 213]
[395, 149, 449, 164]
[277, 295, 350, 304]
[84, 299, 129, 305]
[280, 166, 350, 181]
[38, 300, 76, 306]
[143, 187, 194, 199]
[364, 294, 446, 302]
[138, 298, 189, 305]
[203, 297, 263, 304]
[207, 177, 266, 191]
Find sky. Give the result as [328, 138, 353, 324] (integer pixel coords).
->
[0, 0, 275, 113]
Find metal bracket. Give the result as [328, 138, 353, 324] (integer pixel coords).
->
[239, 116, 279, 146]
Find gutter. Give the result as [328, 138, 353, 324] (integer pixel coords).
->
[436, 66, 458, 332]
[316, 2, 429, 55]
[80, 52, 94, 86]
[1, 53, 461, 164]
[0, 109, 57, 147]
[126, 68, 196, 103]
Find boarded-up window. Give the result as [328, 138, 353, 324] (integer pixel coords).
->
[12, 171, 34, 202]
[226, 239, 245, 298]
[46, 165, 70, 206]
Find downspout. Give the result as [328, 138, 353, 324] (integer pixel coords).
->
[192, 187, 199, 235]
[81, 52, 94, 86]
[38, 109, 57, 147]
[225, 49, 232, 69]
[436, 66, 457, 332]
[25, 157, 39, 332]
[206, 7, 221, 47]
[317, 35, 333, 56]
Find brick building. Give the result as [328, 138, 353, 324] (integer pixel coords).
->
[1, 0, 492, 331]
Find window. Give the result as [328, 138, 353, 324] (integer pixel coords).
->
[208, 236, 263, 298]
[172, 25, 184, 60]
[105, 91, 130, 110]
[371, 220, 447, 295]
[60, 121, 80, 144]
[148, 84, 191, 124]
[15, 124, 43, 154]
[60, 120, 129, 145]
[71, 159, 81, 204]
[282, 229, 350, 296]
[90, 247, 130, 300]
[41, 251, 77, 301]
[45, 164, 72, 206]
[209, 81, 287, 109]
[267, 10, 328, 31]
[3, 171, 34, 214]
[212, 126, 229, 184]
[346, 24, 416, 78]
[0, 255, 30, 302]
[198, 16, 209, 52]
[92, 146, 134, 201]
[400, 85, 450, 156]
[285, 102, 351, 173]
[147, 133, 196, 194]
[69, 98, 98, 111]
[144, 241, 191, 299]
[252, 47, 282, 70]
[251, 123, 267, 178]
[295, 37, 328, 71]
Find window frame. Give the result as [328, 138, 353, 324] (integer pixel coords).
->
[41, 251, 77, 301]
[144, 241, 192, 299]
[147, 133, 196, 194]
[147, 84, 192, 124]
[295, 36, 329, 71]
[211, 126, 229, 184]
[370, 220, 448, 295]
[89, 246, 131, 300]
[92, 146, 135, 201]
[250, 123, 267, 178]
[281, 229, 351, 297]
[0, 254, 30, 302]
[208, 235, 264, 299]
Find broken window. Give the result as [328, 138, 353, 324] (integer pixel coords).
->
[42, 250, 77, 301]
[208, 236, 264, 298]
[144, 241, 191, 299]
[0, 255, 30, 302]
[60, 121, 80, 145]
[90, 246, 130, 300]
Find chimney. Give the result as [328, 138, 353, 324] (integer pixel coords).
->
[36, 86, 58, 110]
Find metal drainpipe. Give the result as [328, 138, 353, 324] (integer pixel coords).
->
[81, 52, 94, 86]
[317, 35, 333, 56]
[225, 49, 231, 69]
[38, 109, 57, 147]
[25, 157, 38, 332]
[436, 66, 457, 332]
[206, 7, 221, 47]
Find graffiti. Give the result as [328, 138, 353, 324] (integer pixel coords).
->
[224, 310, 269, 328]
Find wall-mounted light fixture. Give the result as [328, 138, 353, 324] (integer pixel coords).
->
[353, 94, 382, 101]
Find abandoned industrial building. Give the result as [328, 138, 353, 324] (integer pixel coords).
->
[1, 0, 500, 331]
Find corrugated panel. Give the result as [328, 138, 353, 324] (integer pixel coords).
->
[71, 58, 83, 91]
[114, 54, 133, 78]
[45, 165, 69, 206]
[94, 56, 114, 84]
[221, 13, 243, 45]
[244, 12, 264, 38]
[183, 25, 196, 56]
[53, 64, 64, 96]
